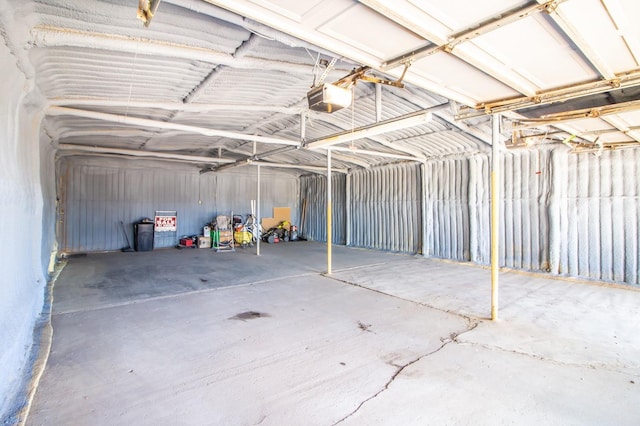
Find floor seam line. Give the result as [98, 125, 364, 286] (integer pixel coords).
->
[322, 273, 481, 329]
[456, 340, 640, 377]
[53, 271, 321, 316]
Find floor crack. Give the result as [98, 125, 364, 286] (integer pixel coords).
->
[331, 341, 449, 425]
[331, 320, 478, 425]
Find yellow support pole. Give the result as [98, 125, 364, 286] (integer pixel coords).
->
[491, 114, 501, 321]
[327, 149, 332, 274]
[327, 202, 332, 274]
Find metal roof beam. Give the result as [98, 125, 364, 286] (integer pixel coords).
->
[48, 99, 303, 115]
[32, 25, 320, 75]
[326, 146, 420, 162]
[57, 144, 235, 164]
[380, 0, 565, 70]
[47, 106, 300, 146]
[306, 104, 449, 151]
[252, 161, 349, 174]
[511, 99, 640, 128]
[457, 69, 640, 119]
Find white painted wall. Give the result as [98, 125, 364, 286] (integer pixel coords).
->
[0, 41, 53, 420]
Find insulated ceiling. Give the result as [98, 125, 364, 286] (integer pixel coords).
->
[3, 0, 639, 173]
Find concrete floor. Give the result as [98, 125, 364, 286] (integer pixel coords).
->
[27, 242, 640, 425]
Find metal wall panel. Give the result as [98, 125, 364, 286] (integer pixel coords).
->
[304, 163, 421, 253]
[560, 149, 640, 284]
[348, 163, 422, 253]
[298, 147, 640, 285]
[424, 157, 471, 260]
[498, 149, 551, 271]
[59, 157, 298, 252]
[299, 174, 346, 244]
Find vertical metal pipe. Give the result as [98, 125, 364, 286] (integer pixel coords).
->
[491, 114, 501, 320]
[327, 149, 333, 274]
[345, 173, 351, 246]
[420, 161, 428, 256]
[468, 156, 478, 262]
[375, 83, 382, 123]
[257, 164, 261, 256]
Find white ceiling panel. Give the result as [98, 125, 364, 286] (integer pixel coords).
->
[562, 118, 635, 144]
[473, 13, 599, 89]
[318, 4, 425, 61]
[602, 0, 640, 67]
[248, 0, 324, 23]
[407, 0, 529, 34]
[411, 53, 520, 102]
[554, 0, 638, 74]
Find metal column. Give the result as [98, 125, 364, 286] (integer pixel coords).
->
[491, 114, 501, 320]
[327, 149, 332, 274]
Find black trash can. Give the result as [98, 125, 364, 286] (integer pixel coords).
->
[134, 220, 154, 251]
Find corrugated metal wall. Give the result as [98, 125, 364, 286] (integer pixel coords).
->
[299, 173, 346, 244]
[58, 157, 299, 252]
[349, 163, 421, 253]
[424, 157, 471, 261]
[301, 163, 421, 253]
[299, 147, 640, 286]
[60, 145, 640, 284]
[499, 149, 551, 271]
[558, 149, 640, 284]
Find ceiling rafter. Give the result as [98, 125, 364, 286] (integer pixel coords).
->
[48, 98, 303, 115]
[31, 25, 341, 75]
[57, 144, 236, 164]
[457, 68, 640, 119]
[47, 106, 300, 146]
[512, 99, 640, 128]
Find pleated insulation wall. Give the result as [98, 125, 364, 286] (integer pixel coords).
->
[300, 147, 640, 285]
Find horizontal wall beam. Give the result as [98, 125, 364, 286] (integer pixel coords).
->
[305, 104, 448, 150]
[251, 161, 348, 174]
[327, 146, 420, 161]
[47, 106, 300, 146]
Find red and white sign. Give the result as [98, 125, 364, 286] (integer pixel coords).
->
[154, 215, 177, 232]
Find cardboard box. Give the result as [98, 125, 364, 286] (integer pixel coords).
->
[217, 230, 233, 243]
[197, 236, 211, 248]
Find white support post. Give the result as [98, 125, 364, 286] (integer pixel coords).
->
[375, 83, 382, 123]
[345, 173, 351, 246]
[420, 161, 428, 256]
[491, 114, 501, 320]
